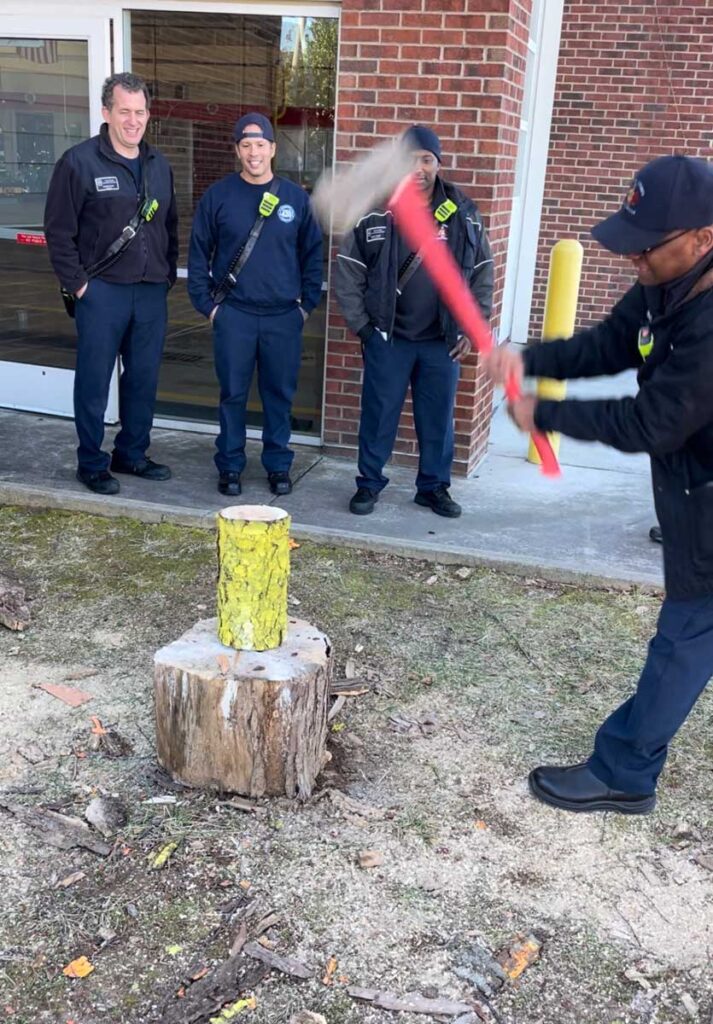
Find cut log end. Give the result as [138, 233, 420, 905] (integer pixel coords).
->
[154, 617, 332, 799]
[219, 504, 289, 523]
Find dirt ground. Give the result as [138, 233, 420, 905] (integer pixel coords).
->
[1, 506, 712, 1024]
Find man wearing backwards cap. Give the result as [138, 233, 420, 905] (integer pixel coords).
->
[485, 154, 713, 814]
[188, 113, 323, 496]
[335, 124, 494, 518]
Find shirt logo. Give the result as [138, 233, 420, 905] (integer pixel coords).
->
[366, 225, 386, 243]
[278, 204, 295, 223]
[95, 176, 120, 192]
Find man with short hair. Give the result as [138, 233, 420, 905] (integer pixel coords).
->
[334, 124, 494, 518]
[187, 112, 323, 497]
[44, 72, 178, 495]
[486, 154, 713, 814]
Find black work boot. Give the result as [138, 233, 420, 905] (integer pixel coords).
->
[110, 454, 171, 480]
[649, 525, 662, 544]
[268, 471, 293, 496]
[349, 487, 378, 515]
[76, 468, 120, 496]
[218, 472, 242, 496]
[414, 484, 461, 518]
[528, 763, 656, 815]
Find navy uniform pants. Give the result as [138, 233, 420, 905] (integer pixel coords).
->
[357, 332, 460, 493]
[212, 304, 303, 474]
[588, 594, 713, 795]
[74, 279, 168, 472]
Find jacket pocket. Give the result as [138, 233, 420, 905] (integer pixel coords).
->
[687, 481, 713, 573]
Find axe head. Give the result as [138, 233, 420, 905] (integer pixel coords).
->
[311, 137, 414, 236]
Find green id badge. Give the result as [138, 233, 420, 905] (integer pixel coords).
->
[434, 198, 457, 223]
[141, 198, 160, 221]
[259, 192, 280, 217]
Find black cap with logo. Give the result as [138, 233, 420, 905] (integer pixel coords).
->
[591, 155, 713, 255]
[233, 112, 275, 143]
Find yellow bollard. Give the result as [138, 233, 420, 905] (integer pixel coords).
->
[527, 238, 583, 464]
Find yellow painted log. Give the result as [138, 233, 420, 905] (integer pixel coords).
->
[216, 505, 290, 651]
[528, 238, 583, 464]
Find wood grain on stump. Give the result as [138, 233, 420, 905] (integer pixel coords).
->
[154, 617, 332, 798]
[216, 505, 289, 652]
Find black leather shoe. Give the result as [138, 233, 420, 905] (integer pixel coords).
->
[267, 471, 292, 496]
[218, 472, 242, 497]
[414, 484, 462, 518]
[76, 468, 120, 496]
[349, 487, 378, 515]
[111, 455, 171, 481]
[528, 762, 656, 815]
[649, 525, 662, 544]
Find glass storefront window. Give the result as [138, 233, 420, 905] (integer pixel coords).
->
[129, 10, 338, 437]
[0, 38, 89, 371]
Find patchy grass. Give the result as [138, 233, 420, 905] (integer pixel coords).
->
[0, 506, 712, 1024]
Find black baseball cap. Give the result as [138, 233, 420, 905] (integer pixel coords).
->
[403, 124, 442, 163]
[233, 112, 275, 143]
[591, 155, 713, 255]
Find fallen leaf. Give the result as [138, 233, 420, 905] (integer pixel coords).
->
[239, 879, 252, 890]
[331, 722, 346, 733]
[177, 986, 186, 998]
[63, 956, 94, 979]
[209, 995, 257, 1021]
[166, 945, 182, 956]
[496, 934, 541, 980]
[257, 935, 277, 950]
[288, 539, 300, 549]
[216, 655, 230, 674]
[36, 683, 93, 708]
[358, 850, 384, 869]
[89, 716, 107, 736]
[149, 841, 179, 869]
[473, 820, 488, 830]
[322, 955, 338, 985]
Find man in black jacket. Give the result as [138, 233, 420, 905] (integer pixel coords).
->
[44, 72, 178, 495]
[486, 155, 713, 814]
[334, 125, 493, 518]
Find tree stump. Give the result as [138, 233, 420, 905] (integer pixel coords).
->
[154, 617, 332, 798]
[216, 505, 290, 652]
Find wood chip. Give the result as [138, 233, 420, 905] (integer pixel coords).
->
[253, 911, 282, 936]
[218, 796, 263, 815]
[63, 667, 99, 681]
[0, 800, 111, 856]
[455, 567, 472, 579]
[347, 988, 472, 1015]
[243, 941, 312, 979]
[34, 682, 93, 708]
[315, 788, 387, 819]
[229, 920, 248, 957]
[0, 573, 30, 631]
[328, 695, 346, 722]
[344, 658, 357, 680]
[358, 850, 384, 869]
[56, 870, 86, 889]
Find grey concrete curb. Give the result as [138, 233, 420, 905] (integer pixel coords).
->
[0, 481, 663, 596]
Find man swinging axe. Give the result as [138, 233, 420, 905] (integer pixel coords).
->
[485, 155, 713, 814]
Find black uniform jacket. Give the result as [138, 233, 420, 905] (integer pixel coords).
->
[524, 271, 713, 600]
[44, 124, 178, 294]
[334, 177, 493, 346]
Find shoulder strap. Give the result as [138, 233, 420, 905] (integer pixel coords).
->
[86, 160, 152, 278]
[212, 178, 282, 305]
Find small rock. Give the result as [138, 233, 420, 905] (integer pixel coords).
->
[672, 822, 701, 842]
[693, 852, 713, 872]
[455, 567, 472, 579]
[624, 967, 651, 991]
[358, 849, 384, 869]
[289, 1013, 327, 1024]
[354, 643, 364, 653]
[125, 903, 139, 919]
[680, 992, 698, 1018]
[17, 743, 46, 764]
[425, 575, 438, 586]
[85, 795, 128, 837]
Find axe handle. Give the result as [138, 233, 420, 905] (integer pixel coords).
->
[388, 176, 560, 478]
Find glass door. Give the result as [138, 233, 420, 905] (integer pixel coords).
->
[0, 15, 114, 418]
[124, 7, 338, 439]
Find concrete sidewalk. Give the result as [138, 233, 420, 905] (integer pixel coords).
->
[0, 371, 662, 590]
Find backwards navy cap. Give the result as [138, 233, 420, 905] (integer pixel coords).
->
[233, 112, 275, 143]
[592, 155, 713, 255]
[403, 124, 442, 163]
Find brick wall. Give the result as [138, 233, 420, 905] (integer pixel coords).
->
[324, 0, 533, 476]
[531, 0, 713, 334]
